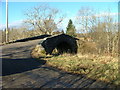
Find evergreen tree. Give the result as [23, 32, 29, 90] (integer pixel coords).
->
[61, 29, 64, 34]
[66, 19, 76, 37]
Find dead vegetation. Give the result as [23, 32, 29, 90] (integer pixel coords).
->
[43, 53, 119, 86]
[31, 45, 46, 58]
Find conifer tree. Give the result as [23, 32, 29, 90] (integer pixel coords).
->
[66, 19, 76, 37]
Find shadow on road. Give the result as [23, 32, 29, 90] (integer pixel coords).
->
[2, 58, 46, 76]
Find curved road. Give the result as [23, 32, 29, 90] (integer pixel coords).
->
[0, 39, 117, 88]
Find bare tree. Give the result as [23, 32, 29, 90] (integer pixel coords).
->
[76, 7, 118, 55]
[24, 4, 64, 35]
[76, 7, 94, 35]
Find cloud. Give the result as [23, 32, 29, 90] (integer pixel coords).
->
[95, 12, 119, 17]
[0, 20, 24, 30]
[75, 12, 118, 20]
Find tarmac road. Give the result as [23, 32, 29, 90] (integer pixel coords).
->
[0, 39, 118, 88]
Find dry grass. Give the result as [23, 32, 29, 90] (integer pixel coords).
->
[31, 45, 46, 58]
[43, 53, 119, 85]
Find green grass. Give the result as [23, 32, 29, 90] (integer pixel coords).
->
[43, 53, 119, 85]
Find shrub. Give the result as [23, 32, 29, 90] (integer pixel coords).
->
[77, 39, 98, 54]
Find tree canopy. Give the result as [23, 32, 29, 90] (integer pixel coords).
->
[66, 19, 76, 37]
